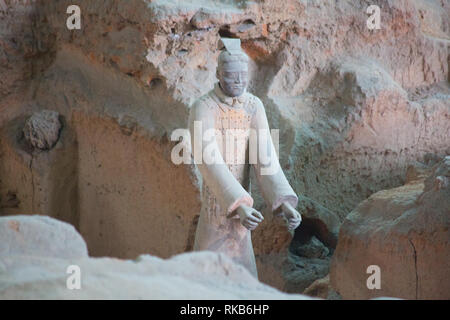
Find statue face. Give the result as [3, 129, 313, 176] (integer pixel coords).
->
[218, 60, 248, 97]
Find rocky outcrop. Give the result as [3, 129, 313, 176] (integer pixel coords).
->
[292, 236, 329, 259]
[23, 110, 61, 151]
[0, 215, 313, 300]
[253, 213, 332, 293]
[330, 156, 450, 299]
[303, 275, 342, 300]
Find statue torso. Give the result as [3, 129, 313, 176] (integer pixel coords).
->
[197, 84, 259, 220]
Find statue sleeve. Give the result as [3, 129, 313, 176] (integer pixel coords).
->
[188, 99, 254, 217]
[251, 97, 299, 213]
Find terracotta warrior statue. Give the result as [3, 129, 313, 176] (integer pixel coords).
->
[188, 38, 301, 278]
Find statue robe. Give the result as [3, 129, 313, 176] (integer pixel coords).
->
[188, 83, 298, 278]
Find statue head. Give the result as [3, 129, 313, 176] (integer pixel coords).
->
[216, 38, 249, 97]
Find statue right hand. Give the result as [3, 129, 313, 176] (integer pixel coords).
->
[236, 204, 264, 231]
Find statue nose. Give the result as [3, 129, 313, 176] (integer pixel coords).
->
[235, 74, 242, 83]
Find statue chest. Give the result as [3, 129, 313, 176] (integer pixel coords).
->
[214, 106, 252, 168]
[201, 106, 253, 217]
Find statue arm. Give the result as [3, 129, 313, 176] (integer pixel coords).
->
[251, 98, 298, 213]
[188, 99, 254, 217]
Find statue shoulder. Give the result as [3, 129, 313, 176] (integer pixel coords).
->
[244, 92, 264, 115]
[190, 90, 216, 114]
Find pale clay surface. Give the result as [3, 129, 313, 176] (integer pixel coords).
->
[0, 215, 313, 300]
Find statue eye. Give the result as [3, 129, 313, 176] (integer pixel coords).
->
[224, 72, 237, 78]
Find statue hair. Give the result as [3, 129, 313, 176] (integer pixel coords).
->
[217, 50, 249, 70]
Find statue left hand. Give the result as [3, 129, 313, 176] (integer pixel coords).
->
[280, 202, 302, 231]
